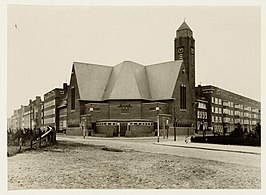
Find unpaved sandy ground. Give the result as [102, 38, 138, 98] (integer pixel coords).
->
[8, 141, 260, 190]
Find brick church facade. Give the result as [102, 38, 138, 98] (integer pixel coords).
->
[66, 21, 196, 136]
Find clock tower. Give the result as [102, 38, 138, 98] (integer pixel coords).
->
[174, 21, 195, 104]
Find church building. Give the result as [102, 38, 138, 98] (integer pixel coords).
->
[66, 21, 196, 136]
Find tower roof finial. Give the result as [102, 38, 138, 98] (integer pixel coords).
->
[177, 19, 192, 31]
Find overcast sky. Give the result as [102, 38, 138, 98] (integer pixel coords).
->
[7, 5, 261, 117]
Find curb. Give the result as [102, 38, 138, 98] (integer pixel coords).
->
[153, 143, 261, 155]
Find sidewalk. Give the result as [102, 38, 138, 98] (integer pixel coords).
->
[57, 133, 158, 140]
[57, 134, 261, 155]
[154, 139, 261, 155]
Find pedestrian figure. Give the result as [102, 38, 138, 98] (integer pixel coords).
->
[52, 126, 56, 144]
[185, 136, 190, 144]
[46, 127, 50, 145]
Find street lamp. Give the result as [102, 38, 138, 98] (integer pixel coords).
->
[156, 106, 160, 142]
[117, 123, 120, 137]
[88, 107, 94, 137]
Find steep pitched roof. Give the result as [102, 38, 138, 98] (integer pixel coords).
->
[103, 61, 151, 100]
[72, 60, 183, 101]
[146, 61, 182, 99]
[73, 62, 112, 101]
[177, 21, 192, 31]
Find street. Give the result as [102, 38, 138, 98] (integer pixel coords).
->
[8, 135, 261, 189]
[57, 135, 261, 168]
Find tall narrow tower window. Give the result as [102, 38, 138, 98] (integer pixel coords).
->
[180, 85, 186, 110]
[71, 87, 75, 110]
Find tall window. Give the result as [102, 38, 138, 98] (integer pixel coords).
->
[71, 87, 75, 110]
[180, 85, 186, 110]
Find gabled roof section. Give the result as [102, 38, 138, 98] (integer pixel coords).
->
[103, 61, 151, 100]
[177, 21, 192, 31]
[146, 61, 183, 99]
[72, 60, 183, 101]
[73, 62, 112, 101]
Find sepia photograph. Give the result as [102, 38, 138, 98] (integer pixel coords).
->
[2, 0, 264, 193]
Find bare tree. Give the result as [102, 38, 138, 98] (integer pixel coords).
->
[172, 105, 184, 141]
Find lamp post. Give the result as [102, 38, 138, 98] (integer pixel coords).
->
[166, 119, 169, 139]
[117, 123, 120, 137]
[163, 116, 165, 139]
[82, 117, 86, 139]
[156, 106, 160, 142]
[89, 107, 94, 137]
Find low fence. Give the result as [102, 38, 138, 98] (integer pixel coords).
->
[7, 128, 56, 156]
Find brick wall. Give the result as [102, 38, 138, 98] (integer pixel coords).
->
[67, 69, 81, 128]
[141, 102, 169, 121]
[84, 103, 109, 122]
[66, 127, 82, 136]
[96, 125, 117, 137]
[109, 100, 142, 119]
[171, 62, 195, 126]
[125, 125, 154, 137]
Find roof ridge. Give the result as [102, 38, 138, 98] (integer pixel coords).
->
[73, 61, 110, 68]
[146, 60, 180, 67]
[103, 63, 125, 99]
[144, 66, 153, 99]
[130, 65, 142, 99]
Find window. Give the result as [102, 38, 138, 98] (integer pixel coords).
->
[198, 102, 207, 109]
[180, 85, 186, 110]
[230, 110, 234, 115]
[215, 98, 218, 104]
[212, 106, 214, 113]
[44, 99, 55, 109]
[219, 99, 222, 105]
[44, 117, 55, 124]
[197, 111, 207, 119]
[71, 87, 75, 110]
[223, 108, 229, 115]
[212, 97, 214, 103]
[219, 108, 222, 114]
[119, 104, 131, 114]
[212, 116, 214, 122]
[44, 108, 55, 116]
[223, 117, 230, 123]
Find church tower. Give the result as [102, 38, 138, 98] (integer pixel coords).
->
[174, 21, 195, 104]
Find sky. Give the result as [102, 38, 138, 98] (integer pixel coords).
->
[7, 5, 261, 117]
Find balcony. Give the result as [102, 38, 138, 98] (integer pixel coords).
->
[234, 104, 242, 110]
[252, 108, 259, 113]
[223, 101, 230, 107]
[244, 106, 251, 112]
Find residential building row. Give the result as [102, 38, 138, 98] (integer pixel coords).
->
[195, 85, 260, 136]
[9, 83, 68, 132]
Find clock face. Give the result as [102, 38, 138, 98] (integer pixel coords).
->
[178, 47, 184, 54]
[191, 47, 194, 54]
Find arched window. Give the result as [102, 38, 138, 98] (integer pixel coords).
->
[180, 85, 186, 110]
